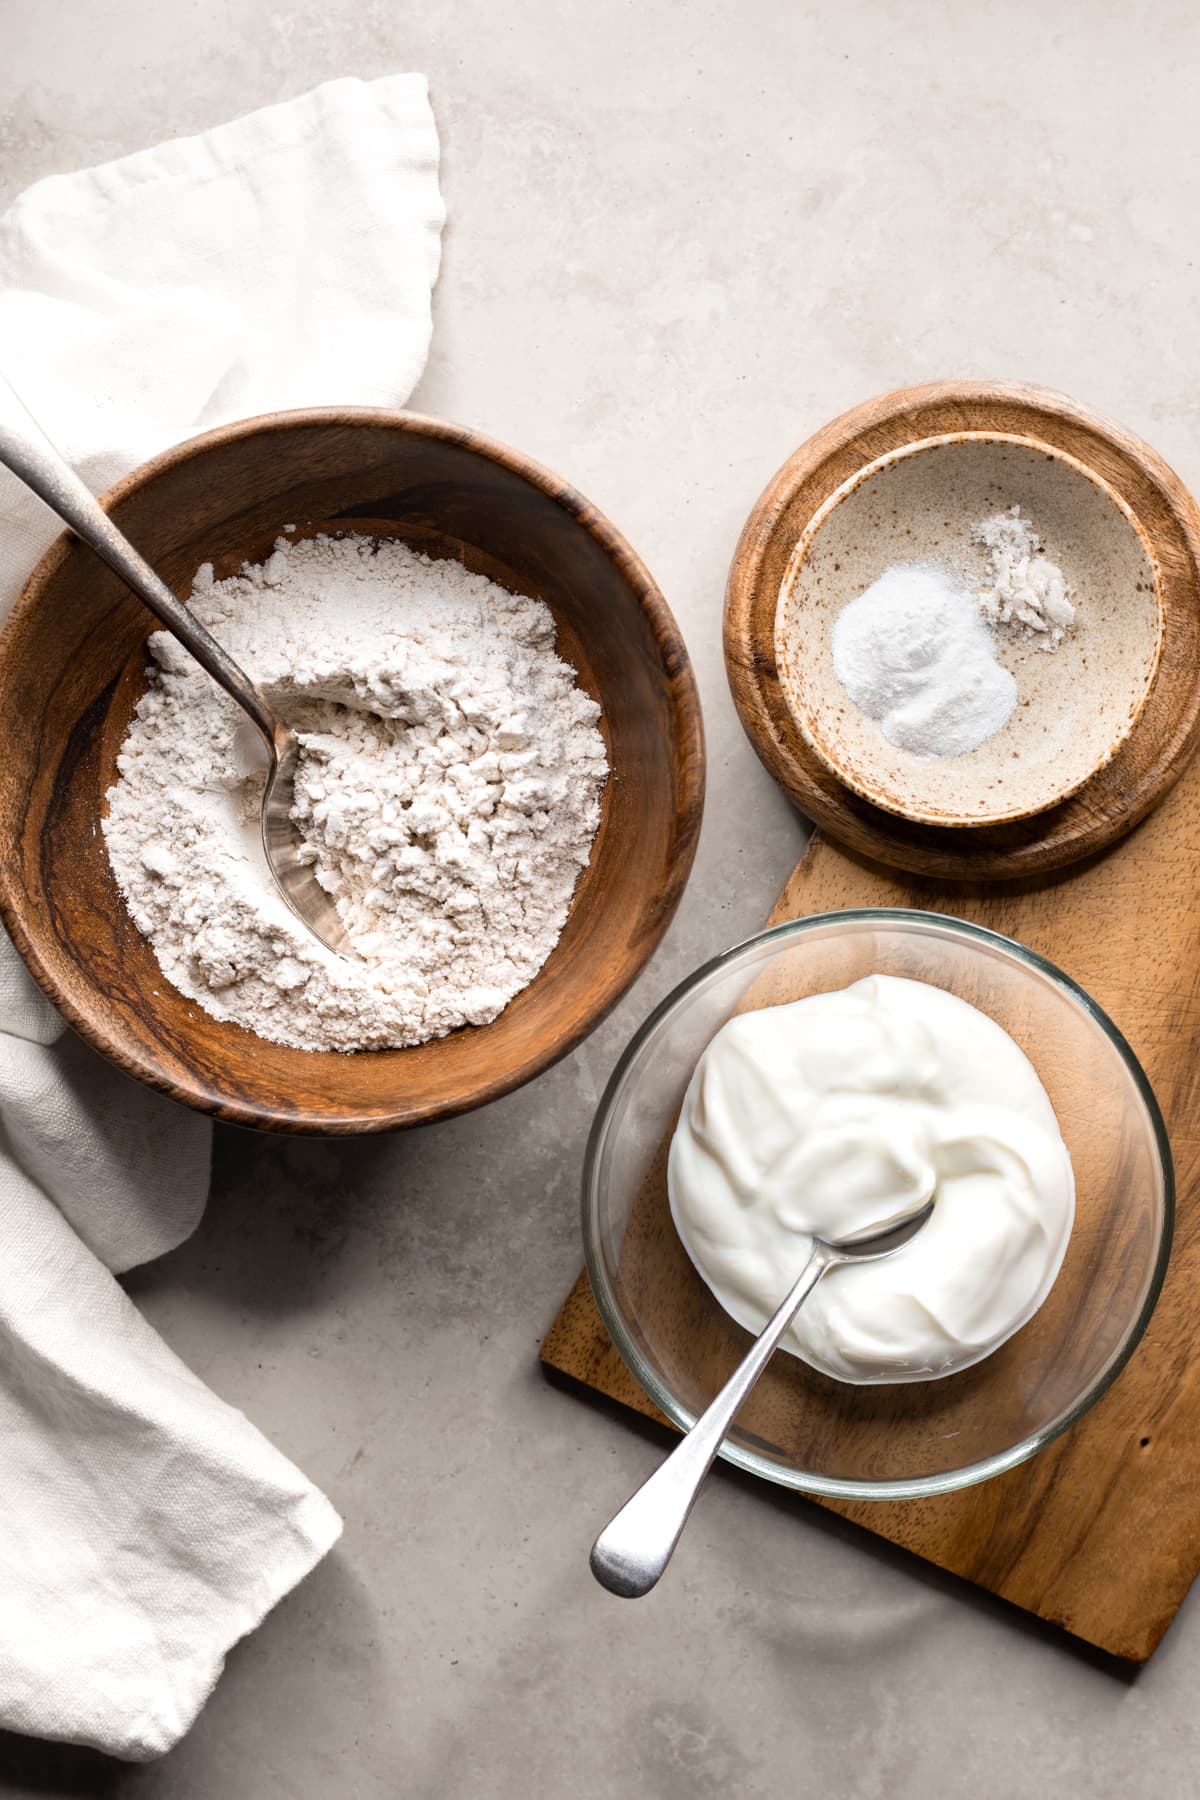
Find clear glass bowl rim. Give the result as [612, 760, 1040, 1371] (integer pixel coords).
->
[581, 907, 1175, 1502]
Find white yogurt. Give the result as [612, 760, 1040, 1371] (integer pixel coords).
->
[667, 974, 1074, 1385]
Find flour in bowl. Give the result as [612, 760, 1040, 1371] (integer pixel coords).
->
[103, 533, 609, 1052]
[973, 504, 1076, 649]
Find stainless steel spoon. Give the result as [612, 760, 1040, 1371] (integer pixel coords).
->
[0, 371, 356, 960]
[590, 1196, 936, 1598]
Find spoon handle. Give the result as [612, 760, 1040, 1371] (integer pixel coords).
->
[0, 371, 281, 750]
[590, 1242, 832, 1598]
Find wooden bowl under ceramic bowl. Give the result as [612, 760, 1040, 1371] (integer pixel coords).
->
[777, 434, 1162, 827]
[0, 410, 705, 1133]
[726, 382, 1200, 879]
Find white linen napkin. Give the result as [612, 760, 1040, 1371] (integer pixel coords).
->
[0, 74, 444, 1760]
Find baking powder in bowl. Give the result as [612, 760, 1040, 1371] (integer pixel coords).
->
[831, 564, 1017, 758]
[103, 533, 608, 1052]
[668, 974, 1075, 1384]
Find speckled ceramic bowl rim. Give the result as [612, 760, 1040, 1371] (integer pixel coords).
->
[775, 430, 1167, 828]
[582, 909, 1175, 1502]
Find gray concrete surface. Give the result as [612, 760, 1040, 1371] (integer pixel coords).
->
[4, 1, 1200, 1794]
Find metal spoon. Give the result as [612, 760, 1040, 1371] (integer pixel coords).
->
[0, 372, 355, 959]
[590, 1196, 936, 1598]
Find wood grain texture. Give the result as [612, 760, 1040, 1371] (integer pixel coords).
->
[0, 410, 705, 1133]
[725, 380, 1200, 879]
[541, 754, 1200, 1661]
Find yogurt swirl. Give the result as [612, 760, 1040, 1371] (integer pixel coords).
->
[667, 974, 1075, 1384]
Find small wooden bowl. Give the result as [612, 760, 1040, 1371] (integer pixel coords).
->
[0, 410, 705, 1133]
[726, 382, 1200, 879]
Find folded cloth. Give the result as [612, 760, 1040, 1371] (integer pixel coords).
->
[0, 75, 444, 1759]
[0, 72, 445, 606]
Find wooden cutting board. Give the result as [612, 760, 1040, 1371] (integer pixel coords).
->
[541, 748, 1200, 1662]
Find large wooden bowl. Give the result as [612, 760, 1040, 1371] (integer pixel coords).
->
[0, 411, 705, 1133]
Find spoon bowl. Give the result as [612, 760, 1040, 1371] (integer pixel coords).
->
[258, 725, 357, 956]
[824, 1199, 935, 1254]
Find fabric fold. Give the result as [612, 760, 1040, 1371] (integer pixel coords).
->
[0, 73, 444, 1758]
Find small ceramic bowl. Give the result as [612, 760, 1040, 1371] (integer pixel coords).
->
[583, 912, 1173, 1499]
[0, 410, 705, 1133]
[775, 433, 1163, 826]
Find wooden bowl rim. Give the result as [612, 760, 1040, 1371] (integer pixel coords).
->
[724, 378, 1200, 880]
[0, 406, 706, 1133]
[775, 424, 1166, 827]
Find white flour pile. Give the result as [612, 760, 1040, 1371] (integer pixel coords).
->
[973, 504, 1076, 649]
[104, 534, 608, 1052]
[831, 564, 1017, 758]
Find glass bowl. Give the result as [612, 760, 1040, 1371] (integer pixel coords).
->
[583, 910, 1173, 1501]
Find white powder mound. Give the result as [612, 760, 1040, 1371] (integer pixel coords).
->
[103, 534, 608, 1052]
[973, 504, 1076, 649]
[831, 564, 1017, 759]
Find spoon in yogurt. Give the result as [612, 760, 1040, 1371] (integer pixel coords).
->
[589, 1195, 935, 1599]
[0, 371, 357, 960]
